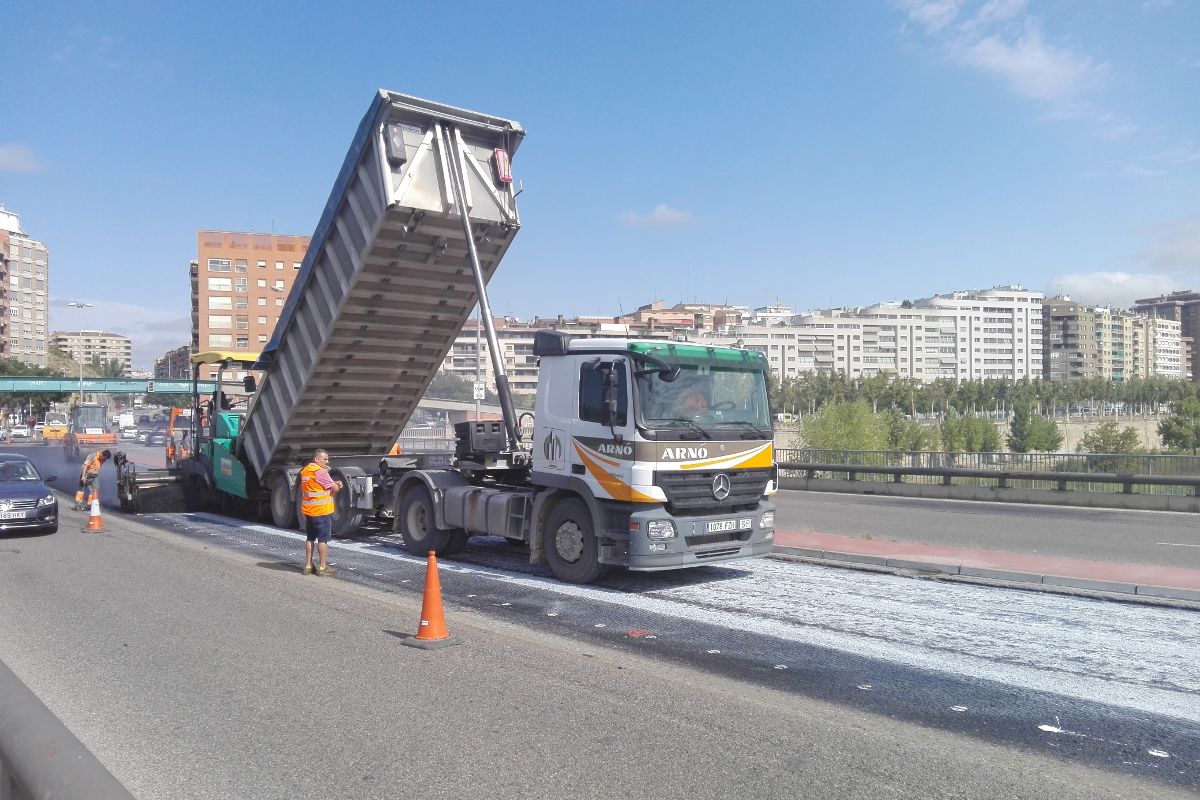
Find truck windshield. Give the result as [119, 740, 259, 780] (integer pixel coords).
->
[44, 413, 67, 425]
[76, 406, 107, 428]
[635, 365, 771, 434]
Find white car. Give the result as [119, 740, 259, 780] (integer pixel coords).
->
[121, 425, 139, 440]
[9, 425, 31, 439]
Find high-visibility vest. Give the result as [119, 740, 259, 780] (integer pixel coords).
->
[83, 452, 104, 477]
[299, 463, 334, 517]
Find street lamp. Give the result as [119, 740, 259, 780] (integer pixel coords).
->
[66, 302, 93, 403]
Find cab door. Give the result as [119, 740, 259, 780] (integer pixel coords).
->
[569, 358, 636, 500]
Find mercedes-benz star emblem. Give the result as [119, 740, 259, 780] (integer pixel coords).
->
[711, 473, 731, 501]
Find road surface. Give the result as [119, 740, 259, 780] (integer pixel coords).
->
[772, 490, 1200, 570]
[1, 500, 1196, 797]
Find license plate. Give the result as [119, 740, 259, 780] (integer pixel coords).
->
[0, 511, 26, 520]
[706, 520, 736, 533]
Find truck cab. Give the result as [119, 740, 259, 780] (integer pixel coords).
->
[529, 334, 777, 577]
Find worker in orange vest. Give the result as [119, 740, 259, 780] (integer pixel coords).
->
[299, 449, 343, 576]
[76, 449, 111, 511]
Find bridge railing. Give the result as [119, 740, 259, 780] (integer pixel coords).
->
[775, 449, 1200, 496]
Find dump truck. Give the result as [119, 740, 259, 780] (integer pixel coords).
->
[117, 89, 777, 583]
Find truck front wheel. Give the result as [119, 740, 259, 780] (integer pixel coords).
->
[399, 485, 451, 556]
[544, 498, 607, 584]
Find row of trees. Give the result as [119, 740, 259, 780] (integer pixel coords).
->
[797, 400, 1064, 453]
[769, 372, 1192, 420]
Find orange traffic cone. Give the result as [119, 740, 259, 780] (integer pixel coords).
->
[86, 492, 104, 531]
[401, 551, 461, 650]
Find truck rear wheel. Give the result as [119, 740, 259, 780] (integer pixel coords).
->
[270, 474, 298, 529]
[329, 467, 364, 538]
[399, 485, 451, 556]
[544, 498, 607, 584]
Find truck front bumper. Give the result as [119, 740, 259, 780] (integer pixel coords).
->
[624, 501, 776, 571]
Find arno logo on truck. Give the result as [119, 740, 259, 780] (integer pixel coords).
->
[660, 447, 709, 460]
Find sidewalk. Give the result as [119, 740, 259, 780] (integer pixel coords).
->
[773, 530, 1200, 603]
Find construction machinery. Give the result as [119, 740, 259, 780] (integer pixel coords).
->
[116, 89, 777, 583]
[40, 411, 68, 446]
[62, 403, 118, 461]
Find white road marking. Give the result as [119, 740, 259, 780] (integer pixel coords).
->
[1157, 542, 1200, 547]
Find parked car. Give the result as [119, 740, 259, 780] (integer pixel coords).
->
[9, 425, 31, 440]
[121, 425, 139, 440]
[0, 455, 58, 534]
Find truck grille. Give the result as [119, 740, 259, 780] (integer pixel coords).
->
[654, 469, 770, 514]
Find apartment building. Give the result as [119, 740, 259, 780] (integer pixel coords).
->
[1154, 317, 1183, 379]
[51, 330, 132, 375]
[0, 227, 8, 360]
[442, 315, 679, 395]
[154, 344, 192, 379]
[192, 230, 310, 380]
[0, 208, 48, 366]
[1135, 290, 1200, 381]
[1042, 297, 1181, 381]
[700, 321, 837, 382]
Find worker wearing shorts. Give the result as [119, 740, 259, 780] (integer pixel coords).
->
[299, 449, 343, 576]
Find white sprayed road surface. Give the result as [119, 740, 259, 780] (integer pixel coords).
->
[188, 512, 1200, 727]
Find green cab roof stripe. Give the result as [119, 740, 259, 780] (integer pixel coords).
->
[624, 341, 768, 366]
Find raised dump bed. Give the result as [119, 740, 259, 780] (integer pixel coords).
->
[241, 91, 524, 477]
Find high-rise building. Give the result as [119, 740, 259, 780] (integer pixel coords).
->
[0, 227, 9, 360]
[0, 208, 49, 366]
[193, 230, 311, 380]
[1042, 297, 1179, 381]
[1135, 290, 1200, 381]
[154, 344, 192, 379]
[50, 330, 132, 375]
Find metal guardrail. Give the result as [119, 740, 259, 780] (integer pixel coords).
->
[776, 448, 1200, 496]
[777, 461, 1200, 496]
[0, 657, 135, 799]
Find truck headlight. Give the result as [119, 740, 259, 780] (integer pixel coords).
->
[759, 511, 774, 530]
[38, 494, 56, 507]
[646, 519, 677, 540]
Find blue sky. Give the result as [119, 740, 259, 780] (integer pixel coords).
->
[2, 0, 1198, 367]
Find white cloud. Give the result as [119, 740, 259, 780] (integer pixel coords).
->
[974, 0, 1027, 26]
[1137, 214, 1200, 273]
[51, 297, 190, 370]
[894, 0, 967, 32]
[618, 204, 695, 229]
[1045, 272, 1181, 307]
[893, 2, 1112, 126]
[0, 144, 42, 172]
[955, 22, 1104, 102]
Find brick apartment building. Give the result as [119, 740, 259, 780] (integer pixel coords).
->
[192, 230, 310, 380]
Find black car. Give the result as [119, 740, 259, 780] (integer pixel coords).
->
[0, 454, 58, 534]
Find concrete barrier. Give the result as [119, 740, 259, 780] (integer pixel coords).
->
[778, 476, 1200, 513]
[0, 657, 134, 800]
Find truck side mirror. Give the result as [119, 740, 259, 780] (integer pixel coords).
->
[600, 368, 620, 427]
